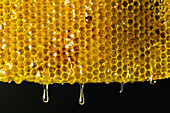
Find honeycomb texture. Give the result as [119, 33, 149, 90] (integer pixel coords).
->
[0, 0, 170, 84]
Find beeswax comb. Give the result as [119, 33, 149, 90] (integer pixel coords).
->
[0, 0, 169, 104]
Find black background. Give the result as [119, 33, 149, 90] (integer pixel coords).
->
[0, 79, 169, 113]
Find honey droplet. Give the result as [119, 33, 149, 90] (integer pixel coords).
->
[119, 83, 124, 93]
[42, 85, 49, 103]
[150, 75, 156, 85]
[150, 79, 156, 85]
[79, 84, 85, 105]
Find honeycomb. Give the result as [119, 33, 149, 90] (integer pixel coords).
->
[0, 0, 170, 85]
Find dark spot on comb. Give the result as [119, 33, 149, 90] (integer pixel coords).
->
[150, 26, 153, 30]
[154, 1, 159, 7]
[150, 5, 154, 10]
[155, 15, 160, 21]
[85, 16, 92, 23]
[37, 66, 43, 71]
[161, 19, 166, 24]
[155, 29, 160, 35]
[161, 32, 165, 38]
[44, 56, 49, 61]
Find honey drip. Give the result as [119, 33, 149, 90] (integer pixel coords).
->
[79, 84, 85, 105]
[43, 85, 49, 103]
[150, 75, 157, 85]
[150, 80, 157, 85]
[119, 83, 124, 93]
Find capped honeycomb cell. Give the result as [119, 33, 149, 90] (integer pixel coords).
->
[0, 0, 169, 86]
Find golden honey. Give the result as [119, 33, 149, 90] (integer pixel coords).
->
[0, 0, 170, 87]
